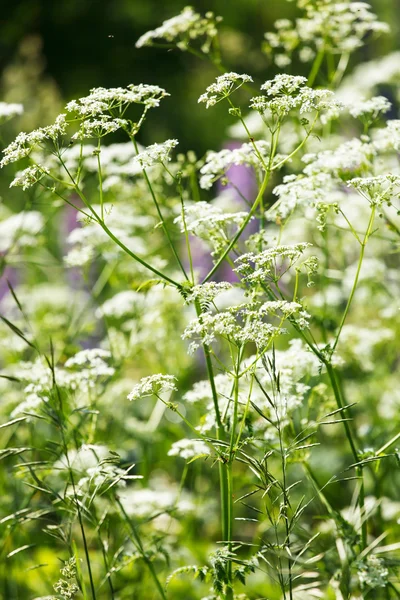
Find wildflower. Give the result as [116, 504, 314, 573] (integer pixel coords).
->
[235, 243, 312, 284]
[199, 141, 269, 189]
[184, 282, 233, 305]
[136, 6, 222, 54]
[182, 300, 302, 353]
[133, 139, 179, 168]
[127, 374, 177, 401]
[71, 116, 128, 140]
[175, 202, 250, 256]
[168, 438, 211, 459]
[0, 211, 44, 253]
[10, 164, 49, 190]
[0, 102, 23, 123]
[250, 74, 341, 118]
[263, 1, 389, 67]
[357, 555, 389, 590]
[349, 96, 391, 122]
[66, 83, 169, 116]
[348, 174, 400, 206]
[0, 114, 67, 167]
[198, 72, 253, 108]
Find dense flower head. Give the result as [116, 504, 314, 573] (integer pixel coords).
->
[182, 300, 308, 353]
[349, 95, 392, 121]
[71, 116, 128, 140]
[133, 139, 179, 168]
[127, 374, 178, 401]
[175, 201, 250, 256]
[251, 74, 342, 118]
[199, 141, 270, 189]
[66, 84, 169, 116]
[136, 6, 222, 53]
[0, 101, 23, 123]
[198, 72, 253, 108]
[235, 243, 313, 284]
[10, 164, 49, 190]
[263, 0, 389, 67]
[0, 114, 67, 168]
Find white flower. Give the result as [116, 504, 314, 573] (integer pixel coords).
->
[136, 6, 222, 53]
[71, 116, 128, 140]
[184, 282, 233, 305]
[0, 102, 23, 122]
[10, 164, 49, 190]
[127, 374, 177, 401]
[349, 96, 391, 121]
[168, 438, 211, 459]
[263, 1, 389, 66]
[66, 84, 169, 116]
[199, 141, 269, 190]
[175, 201, 250, 257]
[198, 72, 253, 108]
[0, 114, 67, 167]
[133, 139, 178, 168]
[96, 290, 141, 319]
[235, 243, 312, 284]
[251, 75, 341, 118]
[0, 211, 44, 252]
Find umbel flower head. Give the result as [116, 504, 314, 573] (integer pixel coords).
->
[136, 6, 222, 54]
[128, 374, 177, 401]
[198, 72, 253, 108]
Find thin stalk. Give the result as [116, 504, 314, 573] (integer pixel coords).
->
[116, 497, 167, 600]
[307, 48, 325, 87]
[96, 139, 104, 221]
[202, 171, 270, 283]
[131, 137, 189, 280]
[58, 155, 182, 289]
[331, 205, 376, 354]
[195, 300, 229, 543]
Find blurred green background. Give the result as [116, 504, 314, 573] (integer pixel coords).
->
[1, 0, 399, 155]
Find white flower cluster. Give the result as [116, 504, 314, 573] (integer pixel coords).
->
[199, 141, 270, 190]
[264, 0, 389, 67]
[250, 74, 341, 118]
[348, 174, 400, 207]
[133, 139, 179, 168]
[10, 164, 49, 190]
[349, 96, 391, 122]
[0, 211, 44, 253]
[198, 72, 253, 109]
[175, 201, 250, 257]
[184, 282, 233, 305]
[11, 351, 115, 418]
[271, 172, 340, 221]
[136, 6, 222, 53]
[168, 438, 211, 460]
[96, 290, 141, 319]
[252, 338, 321, 423]
[0, 102, 23, 123]
[127, 374, 177, 401]
[71, 116, 128, 141]
[302, 138, 375, 177]
[182, 300, 305, 353]
[66, 84, 169, 116]
[235, 243, 312, 284]
[0, 114, 67, 167]
[357, 555, 389, 590]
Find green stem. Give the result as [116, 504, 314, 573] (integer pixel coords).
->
[307, 48, 325, 87]
[131, 137, 189, 281]
[331, 205, 376, 354]
[202, 171, 270, 283]
[116, 497, 167, 600]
